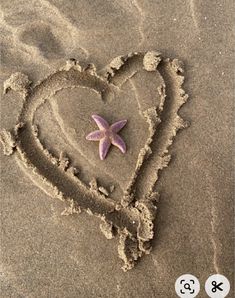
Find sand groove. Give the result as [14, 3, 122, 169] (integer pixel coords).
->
[0, 52, 188, 271]
[134, 59, 188, 199]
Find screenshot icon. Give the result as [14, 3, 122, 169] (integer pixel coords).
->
[175, 274, 200, 297]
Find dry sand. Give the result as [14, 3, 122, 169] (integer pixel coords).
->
[0, 1, 234, 297]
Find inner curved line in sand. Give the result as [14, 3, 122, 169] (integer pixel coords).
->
[47, 85, 127, 190]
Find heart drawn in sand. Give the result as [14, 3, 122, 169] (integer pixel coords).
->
[0, 52, 189, 271]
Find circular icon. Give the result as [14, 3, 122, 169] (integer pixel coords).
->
[205, 274, 230, 297]
[175, 274, 200, 297]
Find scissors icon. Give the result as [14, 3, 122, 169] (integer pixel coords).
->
[212, 280, 223, 292]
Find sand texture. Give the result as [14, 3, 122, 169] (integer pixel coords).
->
[0, 0, 234, 297]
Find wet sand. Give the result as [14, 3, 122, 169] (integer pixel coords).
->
[0, 1, 234, 297]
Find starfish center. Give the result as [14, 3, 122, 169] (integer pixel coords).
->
[104, 129, 113, 138]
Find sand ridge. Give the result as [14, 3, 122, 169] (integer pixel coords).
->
[0, 51, 188, 271]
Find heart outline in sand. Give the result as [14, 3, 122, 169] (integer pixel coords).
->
[0, 51, 189, 271]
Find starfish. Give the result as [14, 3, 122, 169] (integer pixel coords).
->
[86, 114, 127, 160]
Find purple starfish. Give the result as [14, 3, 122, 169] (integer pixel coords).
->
[86, 114, 127, 160]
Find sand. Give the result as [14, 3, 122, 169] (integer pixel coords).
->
[0, 1, 234, 297]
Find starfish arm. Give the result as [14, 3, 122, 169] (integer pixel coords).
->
[92, 114, 109, 130]
[111, 134, 126, 154]
[110, 119, 127, 133]
[86, 130, 104, 141]
[99, 137, 111, 160]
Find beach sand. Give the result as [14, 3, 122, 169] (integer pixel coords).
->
[0, 1, 234, 297]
